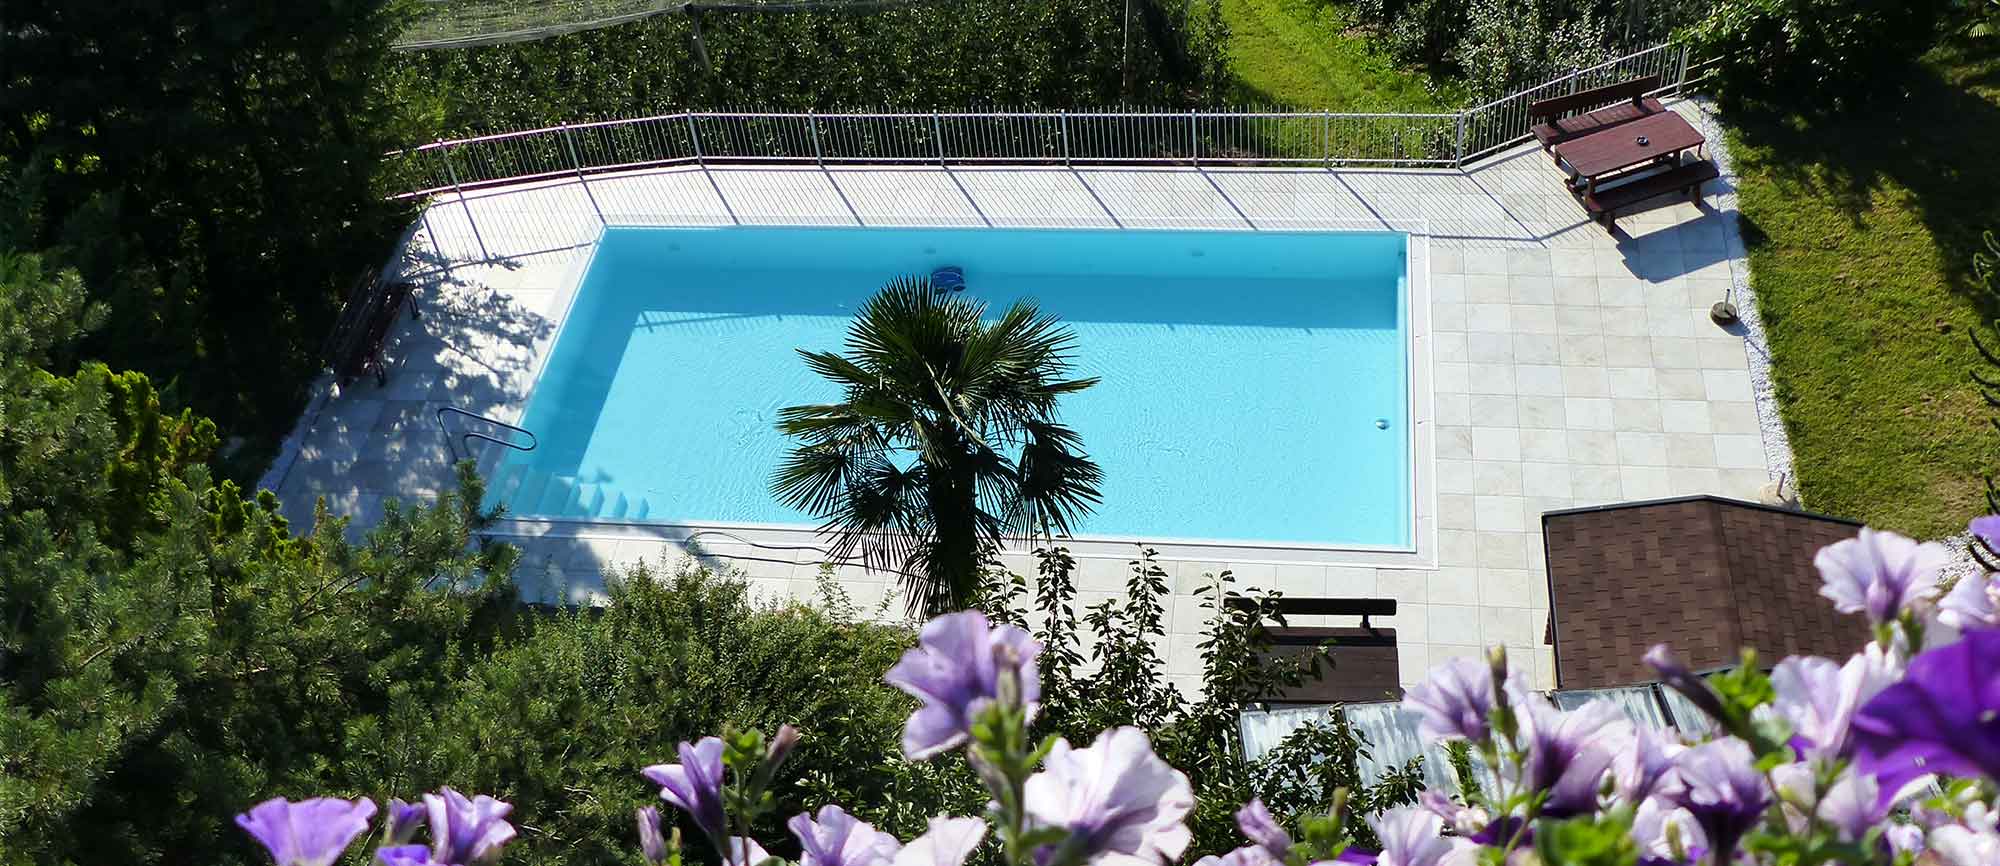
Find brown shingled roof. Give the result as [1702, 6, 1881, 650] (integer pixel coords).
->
[1541, 496, 1870, 689]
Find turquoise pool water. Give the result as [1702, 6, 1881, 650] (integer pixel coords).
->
[489, 226, 1411, 547]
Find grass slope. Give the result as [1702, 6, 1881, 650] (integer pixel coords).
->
[1730, 39, 2000, 537]
[1216, 0, 1454, 109]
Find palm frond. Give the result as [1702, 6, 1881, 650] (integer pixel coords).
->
[775, 276, 1100, 614]
[1008, 420, 1104, 537]
[771, 444, 861, 516]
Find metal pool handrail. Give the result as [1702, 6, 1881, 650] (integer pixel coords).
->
[436, 406, 540, 463]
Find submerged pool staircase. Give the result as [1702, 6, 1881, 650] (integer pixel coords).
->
[435, 407, 654, 521]
[485, 463, 655, 522]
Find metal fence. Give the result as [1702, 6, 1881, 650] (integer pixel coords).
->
[384, 41, 1697, 200]
[1457, 42, 1695, 163]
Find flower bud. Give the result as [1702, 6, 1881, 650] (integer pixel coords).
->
[765, 724, 801, 772]
[385, 798, 425, 846]
[637, 806, 669, 866]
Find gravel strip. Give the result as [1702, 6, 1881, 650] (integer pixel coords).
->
[1682, 97, 1799, 499]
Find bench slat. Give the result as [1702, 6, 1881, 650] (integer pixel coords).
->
[1529, 74, 1663, 121]
[1532, 97, 1665, 148]
[1583, 161, 1719, 218]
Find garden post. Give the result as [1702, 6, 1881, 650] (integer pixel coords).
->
[561, 122, 606, 225]
[438, 138, 490, 262]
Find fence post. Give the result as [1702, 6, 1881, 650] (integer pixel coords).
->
[438, 138, 491, 262]
[1060, 110, 1071, 168]
[686, 114, 705, 168]
[1322, 111, 1331, 168]
[1454, 112, 1467, 167]
[561, 122, 607, 226]
[1189, 109, 1199, 167]
[1677, 44, 1693, 93]
[932, 111, 946, 167]
[808, 110, 824, 166]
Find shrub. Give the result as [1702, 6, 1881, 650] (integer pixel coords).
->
[394, 0, 1232, 138]
[1355, 0, 1713, 101]
[1683, 0, 1954, 111]
[350, 559, 927, 865]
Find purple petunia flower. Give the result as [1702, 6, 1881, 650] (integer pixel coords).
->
[1643, 644, 1730, 729]
[1401, 657, 1525, 744]
[1813, 769, 1883, 842]
[894, 817, 987, 866]
[724, 837, 771, 866]
[1189, 801, 1301, 866]
[1630, 797, 1705, 866]
[386, 798, 426, 846]
[1614, 726, 1682, 806]
[885, 611, 1042, 760]
[1939, 573, 2000, 632]
[376, 845, 434, 866]
[423, 788, 516, 866]
[1416, 789, 1488, 837]
[643, 737, 729, 841]
[1665, 739, 1769, 865]
[1234, 799, 1291, 860]
[1815, 528, 1952, 624]
[1931, 818, 2000, 866]
[1363, 807, 1478, 866]
[1770, 650, 1897, 759]
[638, 806, 670, 866]
[235, 797, 379, 866]
[1851, 628, 2000, 805]
[1514, 697, 1629, 818]
[1972, 515, 2000, 552]
[789, 805, 904, 866]
[1024, 726, 1194, 866]
[1190, 848, 1275, 866]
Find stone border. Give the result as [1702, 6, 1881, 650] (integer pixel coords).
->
[1682, 97, 1797, 499]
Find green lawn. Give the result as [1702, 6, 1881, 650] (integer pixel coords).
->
[1730, 39, 2000, 538]
[1216, 0, 1457, 110]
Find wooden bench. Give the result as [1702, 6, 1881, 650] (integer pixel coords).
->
[324, 269, 420, 387]
[1530, 74, 1665, 150]
[1582, 160, 1719, 228]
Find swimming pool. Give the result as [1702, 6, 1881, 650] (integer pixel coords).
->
[487, 225, 1413, 548]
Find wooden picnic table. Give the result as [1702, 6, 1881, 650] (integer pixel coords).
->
[1553, 111, 1706, 193]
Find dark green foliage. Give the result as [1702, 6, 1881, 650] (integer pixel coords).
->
[1683, 0, 1953, 111]
[1534, 812, 1642, 866]
[352, 560, 921, 865]
[0, 255, 520, 866]
[1233, 716, 1426, 851]
[1446, 740, 1484, 800]
[2, 0, 422, 445]
[392, 0, 1231, 137]
[772, 279, 1103, 616]
[1352, 0, 1711, 98]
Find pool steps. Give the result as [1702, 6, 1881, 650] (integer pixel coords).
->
[485, 463, 652, 522]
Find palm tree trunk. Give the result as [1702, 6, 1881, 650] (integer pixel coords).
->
[925, 448, 984, 616]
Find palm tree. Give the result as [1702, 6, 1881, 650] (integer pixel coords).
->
[772, 277, 1103, 615]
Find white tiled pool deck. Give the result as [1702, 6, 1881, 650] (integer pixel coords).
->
[267, 100, 1771, 694]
